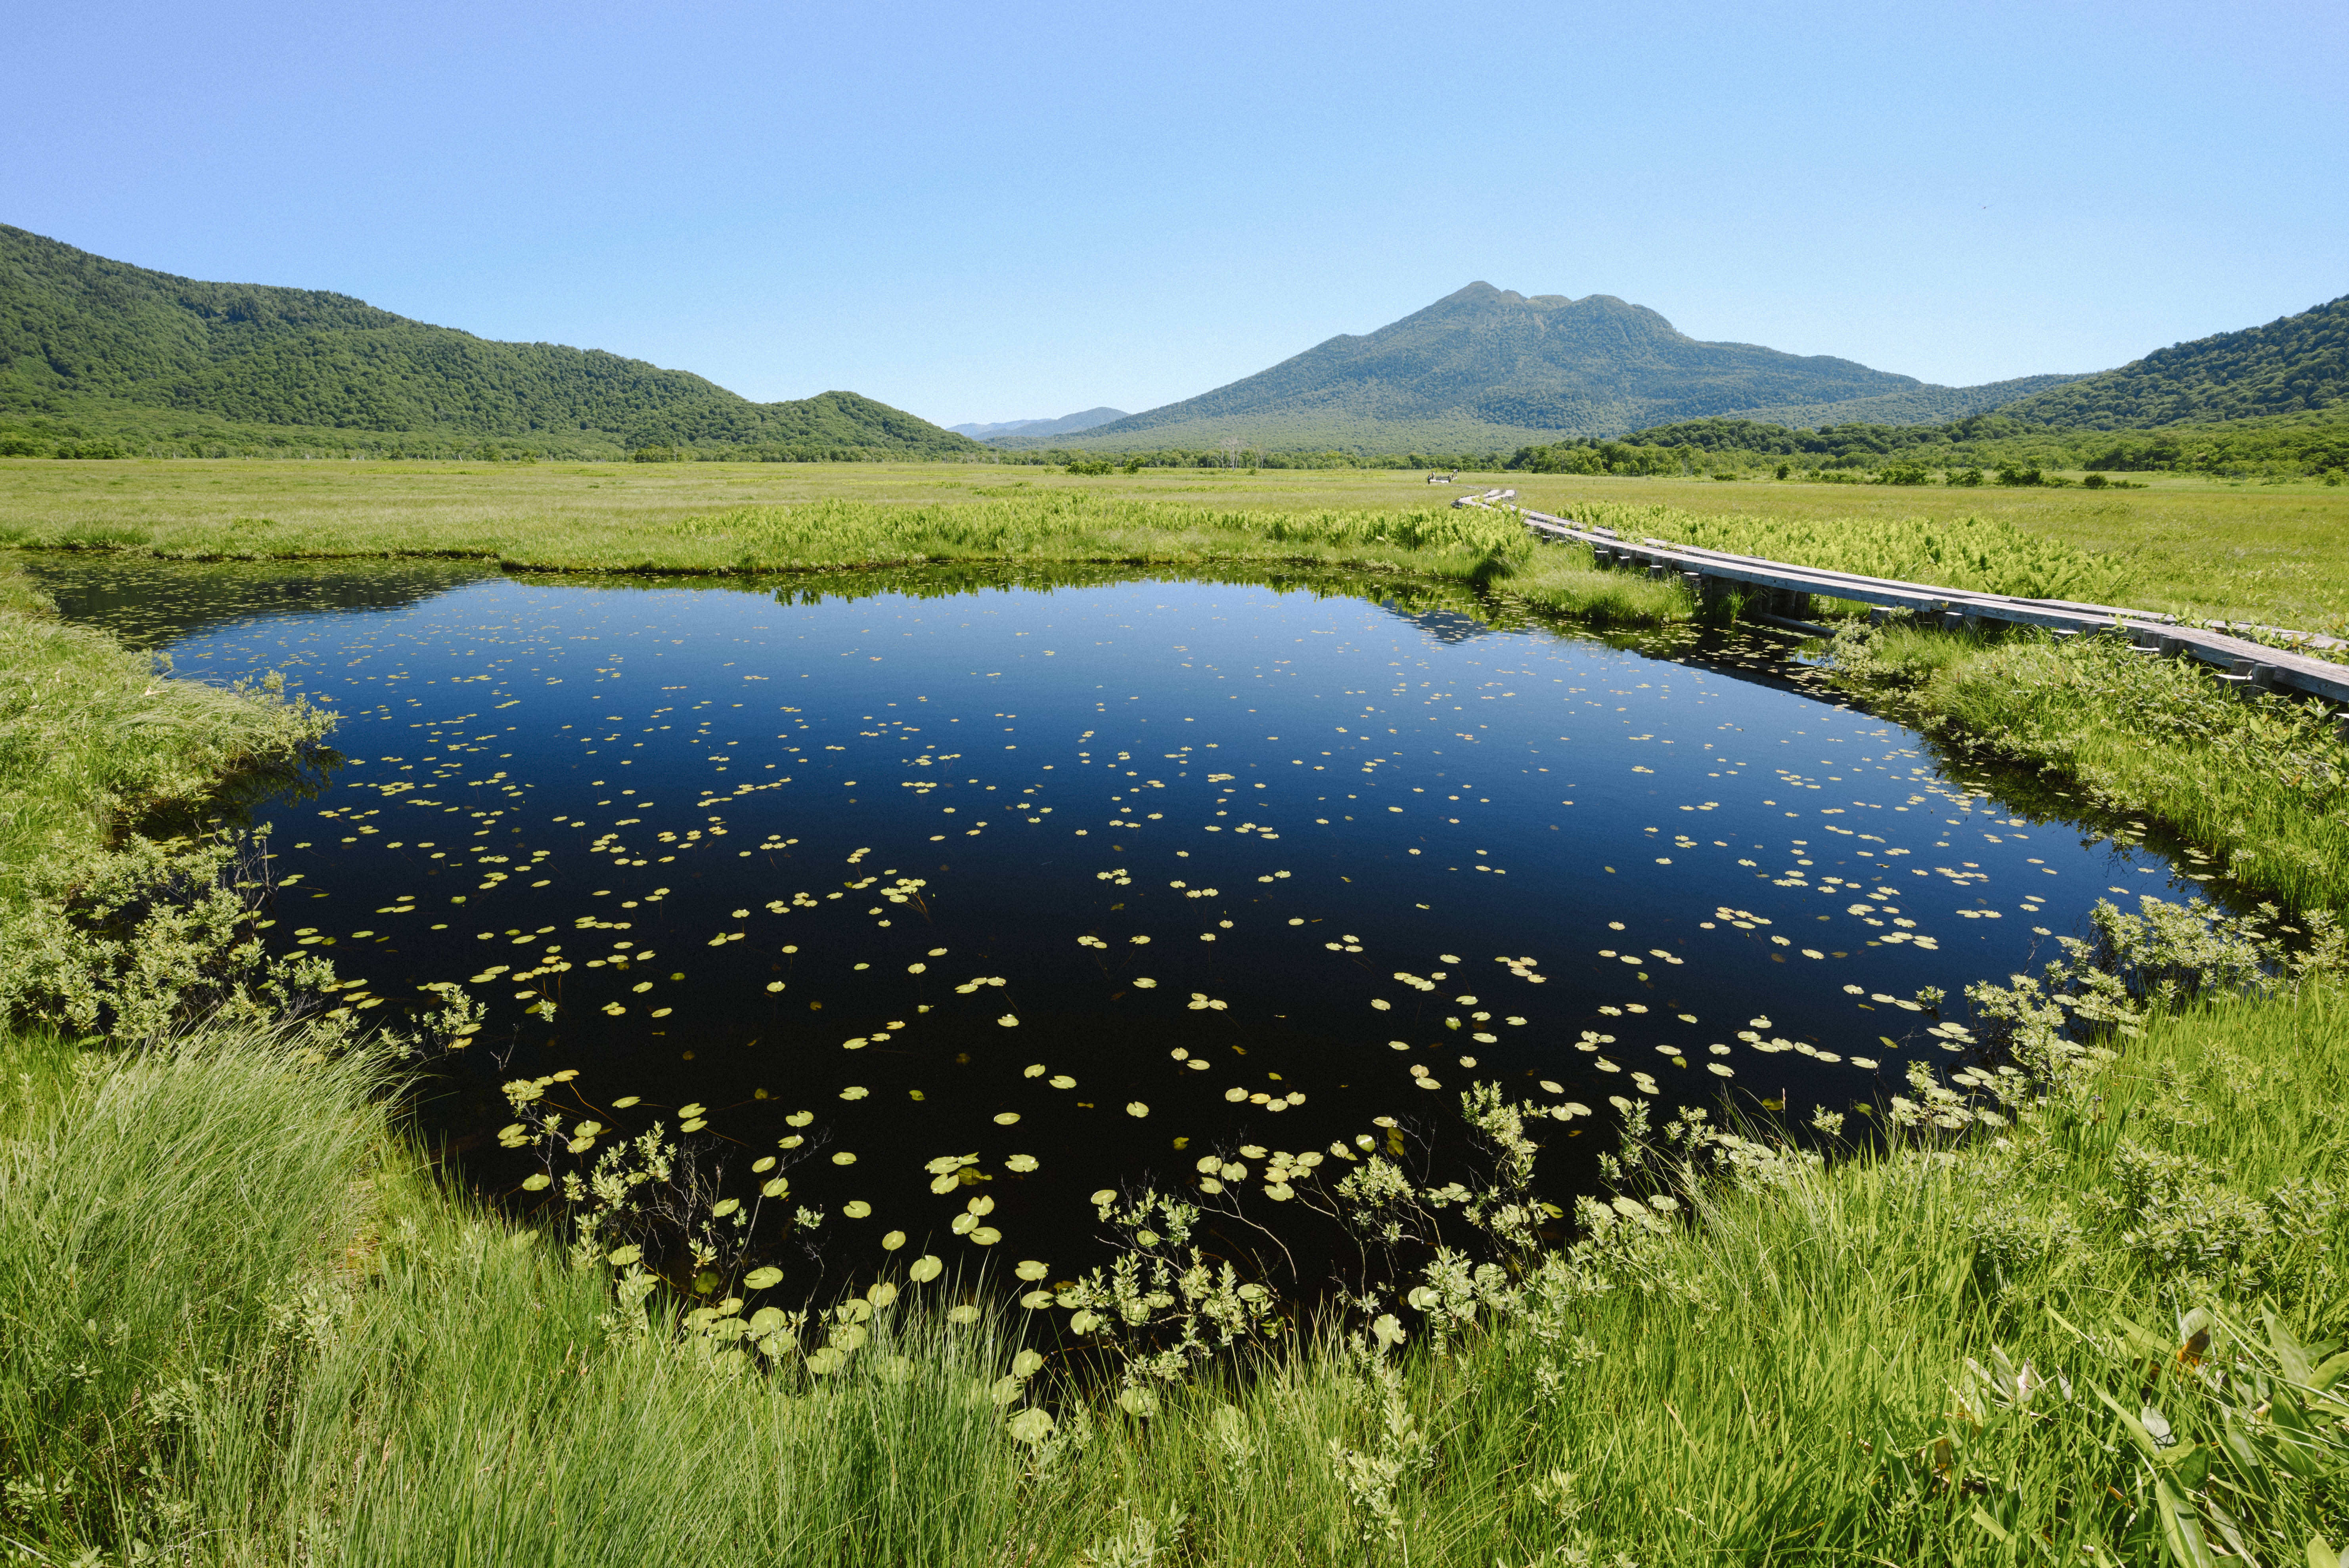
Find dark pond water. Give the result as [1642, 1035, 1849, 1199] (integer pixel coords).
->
[30, 554, 2203, 1299]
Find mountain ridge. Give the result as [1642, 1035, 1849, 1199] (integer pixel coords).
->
[1997, 295, 2348, 429]
[1006, 283, 2081, 453]
[0, 224, 978, 456]
[1708, 374, 2088, 431]
[951, 407, 1128, 440]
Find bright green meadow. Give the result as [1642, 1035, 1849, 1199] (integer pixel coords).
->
[4, 455, 2347, 626]
[6, 461, 2349, 1564]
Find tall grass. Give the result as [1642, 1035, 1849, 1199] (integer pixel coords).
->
[4, 489, 1698, 629]
[1567, 498, 2137, 607]
[7, 511, 2349, 1563]
[1432, 985, 2349, 1562]
[0, 579, 327, 892]
[7, 983, 2345, 1564]
[0, 1028, 1070, 1564]
[1830, 621, 2349, 909]
[8, 455, 2349, 626]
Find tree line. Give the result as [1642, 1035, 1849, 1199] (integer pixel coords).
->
[1507, 410, 2349, 480]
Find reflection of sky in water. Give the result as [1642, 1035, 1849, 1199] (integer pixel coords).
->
[38, 561, 2200, 1291]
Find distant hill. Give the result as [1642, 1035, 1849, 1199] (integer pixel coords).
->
[1711, 373, 2085, 430]
[1998, 295, 2348, 429]
[0, 224, 978, 458]
[951, 407, 1127, 440]
[1007, 284, 2071, 454]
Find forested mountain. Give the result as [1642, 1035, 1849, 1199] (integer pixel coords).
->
[1711, 373, 2084, 430]
[1998, 295, 2348, 429]
[0, 224, 977, 457]
[951, 407, 1127, 440]
[1015, 284, 2068, 454]
[1500, 406, 2349, 480]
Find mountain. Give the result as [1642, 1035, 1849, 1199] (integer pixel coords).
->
[1010, 284, 2070, 454]
[950, 407, 1128, 440]
[1997, 295, 2348, 430]
[0, 224, 979, 457]
[1709, 373, 2086, 430]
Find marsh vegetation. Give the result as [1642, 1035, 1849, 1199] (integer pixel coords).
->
[6, 455, 2349, 628]
[5, 471, 2349, 1564]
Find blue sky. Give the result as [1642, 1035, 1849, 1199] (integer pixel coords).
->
[6, 0, 2342, 428]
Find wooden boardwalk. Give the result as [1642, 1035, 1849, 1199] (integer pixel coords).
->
[1468, 497, 2349, 718]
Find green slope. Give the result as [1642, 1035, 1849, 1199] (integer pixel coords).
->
[2000, 294, 2348, 429]
[1710, 373, 2084, 430]
[1017, 283, 2048, 454]
[1510, 406, 2349, 479]
[0, 224, 977, 457]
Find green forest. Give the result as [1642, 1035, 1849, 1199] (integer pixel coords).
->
[1001, 283, 1957, 456]
[0, 225, 977, 460]
[1997, 294, 2347, 428]
[1507, 406, 2349, 481]
[1005, 293, 2349, 467]
[3, 224, 2343, 475]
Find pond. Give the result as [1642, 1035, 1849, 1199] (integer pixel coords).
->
[31, 554, 2202, 1300]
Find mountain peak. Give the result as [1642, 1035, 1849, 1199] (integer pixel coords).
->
[1061, 283, 1920, 450]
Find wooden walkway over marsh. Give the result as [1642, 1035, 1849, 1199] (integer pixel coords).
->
[1452, 490, 2349, 726]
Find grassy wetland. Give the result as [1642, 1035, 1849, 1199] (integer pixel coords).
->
[5, 456, 2348, 625]
[6, 463, 2349, 1565]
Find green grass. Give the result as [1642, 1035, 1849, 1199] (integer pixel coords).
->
[0, 1028, 1057, 1562]
[8, 983, 2345, 1563]
[0, 464, 1698, 630]
[7, 490, 2349, 1563]
[1436, 983, 2349, 1563]
[1824, 621, 2349, 911]
[6, 454, 2348, 628]
[0, 571, 327, 905]
[1564, 498, 2136, 605]
[1511, 469, 2349, 633]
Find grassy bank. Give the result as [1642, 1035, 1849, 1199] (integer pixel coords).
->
[1542, 496, 2349, 913]
[0, 560, 335, 1042]
[4, 561, 2349, 1558]
[0, 570, 326, 882]
[0, 480, 1693, 628]
[1563, 500, 2136, 606]
[9, 955, 2346, 1562]
[7, 520, 2349, 1564]
[1822, 620, 2349, 911]
[1525, 475, 2349, 634]
[3, 455, 2347, 626]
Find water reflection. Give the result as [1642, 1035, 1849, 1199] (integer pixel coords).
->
[32, 554, 2205, 1298]
[23, 554, 500, 648]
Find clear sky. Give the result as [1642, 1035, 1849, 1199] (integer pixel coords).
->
[5, 0, 2342, 429]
